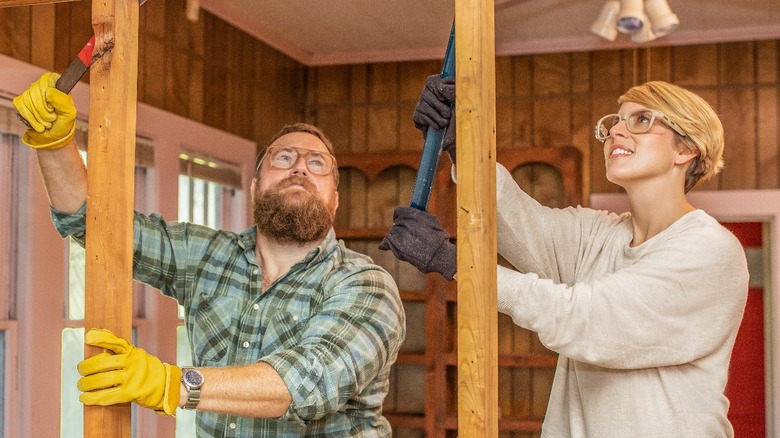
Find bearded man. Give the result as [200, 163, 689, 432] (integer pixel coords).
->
[14, 72, 405, 437]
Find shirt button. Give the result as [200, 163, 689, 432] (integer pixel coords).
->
[242, 341, 250, 348]
[253, 303, 260, 310]
[253, 268, 259, 275]
[292, 315, 299, 321]
[229, 422, 237, 430]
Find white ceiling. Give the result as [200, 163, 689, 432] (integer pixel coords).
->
[198, 0, 780, 66]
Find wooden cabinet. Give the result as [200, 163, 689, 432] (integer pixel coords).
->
[334, 147, 582, 437]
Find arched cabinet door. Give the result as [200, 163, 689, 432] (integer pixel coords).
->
[332, 146, 584, 436]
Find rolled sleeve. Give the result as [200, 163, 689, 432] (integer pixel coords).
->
[50, 202, 87, 241]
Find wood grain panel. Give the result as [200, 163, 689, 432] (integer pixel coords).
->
[367, 106, 398, 151]
[720, 88, 757, 190]
[399, 101, 421, 151]
[0, 7, 31, 62]
[591, 50, 622, 94]
[672, 44, 718, 87]
[349, 106, 368, 152]
[141, 0, 165, 40]
[757, 40, 777, 85]
[399, 60, 440, 102]
[720, 42, 755, 86]
[30, 4, 54, 69]
[533, 53, 570, 96]
[188, 55, 204, 122]
[646, 46, 672, 82]
[140, 37, 165, 109]
[571, 97, 592, 204]
[368, 62, 398, 103]
[0, 0, 77, 5]
[315, 105, 351, 152]
[533, 96, 570, 148]
[571, 52, 590, 94]
[350, 65, 368, 104]
[165, 46, 189, 121]
[496, 97, 514, 150]
[512, 97, 532, 148]
[757, 86, 778, 188]
[531, 368, 554, 417]
[512, 55, 532, 97]
[496, 56, 513, 98]
[315, 65, 352, 105]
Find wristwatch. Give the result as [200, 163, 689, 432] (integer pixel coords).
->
[181, 367, 204, 410]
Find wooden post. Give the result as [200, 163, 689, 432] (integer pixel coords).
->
[455, 0, 498, 437]
[83, 0, 139, 437]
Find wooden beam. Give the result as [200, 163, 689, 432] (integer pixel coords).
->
[455, 0, 498, 436]
[0, 0, 78, 7]
[83, 0, 139, 436]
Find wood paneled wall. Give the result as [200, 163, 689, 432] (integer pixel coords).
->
[0, 0, 306, 155]
[306, 41, 780, 204]
[2, 2, 778, 198]
[2, 2, 777, 199]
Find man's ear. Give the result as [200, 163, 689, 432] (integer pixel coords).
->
[250, 177, 258, 198]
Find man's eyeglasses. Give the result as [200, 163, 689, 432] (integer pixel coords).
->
[256, 145, 337, 176]
[594, 109, 687, 142]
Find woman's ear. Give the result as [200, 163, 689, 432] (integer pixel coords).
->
[674, 146, 699, 166]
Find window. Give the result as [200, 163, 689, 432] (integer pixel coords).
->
[1, 53, 256, 437]
[176, 151, 244, 437]
[0, 99, 30, 438]
[61, 128, 156, 438]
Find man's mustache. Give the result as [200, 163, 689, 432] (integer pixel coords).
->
[271, 175, 317, 194]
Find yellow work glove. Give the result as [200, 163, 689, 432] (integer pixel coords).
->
[77, 329, 181, 416]
[12, 72, 77, 150]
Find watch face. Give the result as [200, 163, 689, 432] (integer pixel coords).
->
[184, 369, 204, 387]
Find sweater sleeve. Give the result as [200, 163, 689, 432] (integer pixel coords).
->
[496, 215, 749, 369]
[495, 164, 626, 285]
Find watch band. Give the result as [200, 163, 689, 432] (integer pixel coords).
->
[183, 387, 201, 410]
[181, 367, 204, 410]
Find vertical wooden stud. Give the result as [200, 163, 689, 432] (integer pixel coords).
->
[455, 0, 498, 436]
[84, 0, 139, 436]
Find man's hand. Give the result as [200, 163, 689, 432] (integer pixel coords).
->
[379, 206, 456, 281]
[13, 72, 77, 150]
[412, 74, 456, 163]
[77, 329, 181, 416]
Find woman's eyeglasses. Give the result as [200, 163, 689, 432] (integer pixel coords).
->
[594, 109, 687, 142]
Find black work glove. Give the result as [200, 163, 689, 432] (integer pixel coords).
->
[379, 206, 456, 281]
[412, 74, 456, 163]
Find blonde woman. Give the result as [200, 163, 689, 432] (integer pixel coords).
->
[381, 78, 749, 437]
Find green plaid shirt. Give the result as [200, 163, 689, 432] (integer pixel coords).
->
[52, 204, 405, 437]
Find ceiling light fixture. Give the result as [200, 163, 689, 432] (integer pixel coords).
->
[591, 0, 679, 43]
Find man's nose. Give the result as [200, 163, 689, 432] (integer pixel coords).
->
[289, 155, 309, 175]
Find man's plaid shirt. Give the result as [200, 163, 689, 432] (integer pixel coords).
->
[52, 204, 406, 437]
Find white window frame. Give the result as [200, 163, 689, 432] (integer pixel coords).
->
[0, 52, 256, 437]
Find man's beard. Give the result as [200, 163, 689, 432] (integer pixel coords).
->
[253, 175, 334, 245]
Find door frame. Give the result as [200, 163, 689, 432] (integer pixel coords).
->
[591, 190, 780, 437]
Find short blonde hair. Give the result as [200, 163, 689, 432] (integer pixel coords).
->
[618, 81, 724, 192]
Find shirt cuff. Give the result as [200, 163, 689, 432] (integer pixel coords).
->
[50, 202, 88, 239]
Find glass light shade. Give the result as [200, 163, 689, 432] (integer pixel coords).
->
[591, 1, 620, 41]
[645, 0, 679, 37]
